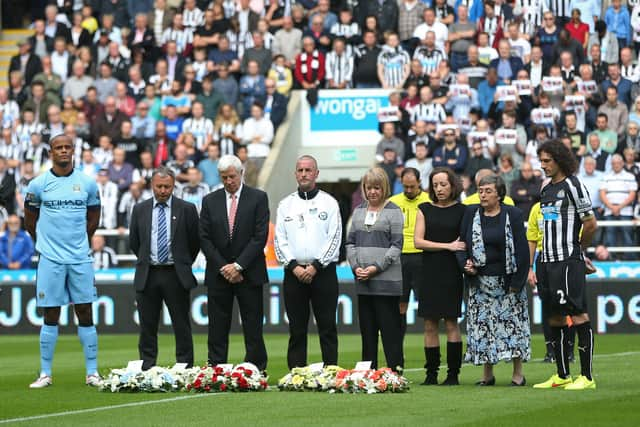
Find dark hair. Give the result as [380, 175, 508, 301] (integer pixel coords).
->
[401, 167, 420, 181]
[428, 167, 462, 202]
[537, 139, 578, 176]
[596, 112, 608, 121]
[478, 174, 507, 202]
[564, 110, 576, 119]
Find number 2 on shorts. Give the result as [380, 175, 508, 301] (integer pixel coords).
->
[557, 289, 567, 304]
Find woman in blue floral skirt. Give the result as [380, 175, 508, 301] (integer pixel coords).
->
[457, 174, 531, 386]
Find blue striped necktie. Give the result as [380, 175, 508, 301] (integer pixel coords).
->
[157, 202, 169, 264]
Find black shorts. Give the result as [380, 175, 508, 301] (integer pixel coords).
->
[400, 253, 422, 303]
[537, 259, 588, 316]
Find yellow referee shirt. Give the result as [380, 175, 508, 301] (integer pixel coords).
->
[389, 191, 432, 253]
[527, 202, 543, 251]
[462, 193, 515, 206]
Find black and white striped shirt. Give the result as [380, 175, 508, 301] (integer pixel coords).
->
[540, 175, 594, 263]
[16, 122, 43, 150]
[222, 0, 237, 19]
[161, 28, 194, 53]
[91, 247, 118, 270]
[483, 16, 499, 46]
[182, 7, 204, 30]
[377, 46, 411, 88]
[214, 122, 243, 156]
[548, 0, 572, 19]
[0, 140, 22, 166]
[413, 47, 447, 75]
[516, 0, 547, 35]
[621, 63, 640, 83]
[410, 102, 447, 125]
[182, 117, 214, 150]
[325, 52, 354, 87]
[330, 22, 360, 57]
[22, 144, 49, 172]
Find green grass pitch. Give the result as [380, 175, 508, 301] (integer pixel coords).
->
[0, 334, 638, 426]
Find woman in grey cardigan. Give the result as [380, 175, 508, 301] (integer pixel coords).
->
[346, 167, 404, 371]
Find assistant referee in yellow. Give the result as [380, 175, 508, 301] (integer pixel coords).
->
[389, 167, 431, 345]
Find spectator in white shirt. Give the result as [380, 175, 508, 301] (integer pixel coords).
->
[413, 8, 449, 52]
[242, 102, 274, 170]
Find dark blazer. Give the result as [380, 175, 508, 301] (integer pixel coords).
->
[489, 57, 524, 80]
[524, 61, 550, 78]
[128, 29, 156, 53]
[0, 171, 16, 214]
[129, 196, 200, 291]
[8, 53, 42, 86]
[28, 35, 55, 53]
[263, 92, 288, 130]
[199, 185, 269, 287]
[456, 204, 529, 292]
[70, 28, 93, 48]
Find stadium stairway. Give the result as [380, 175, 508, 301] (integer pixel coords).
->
[0, 29, 31, 88]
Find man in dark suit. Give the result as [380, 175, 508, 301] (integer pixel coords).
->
[129, 167, 200, 370]
[262, 77, 288, 131]
[200, 155, 269, 371]
[8, 40, 43, 87]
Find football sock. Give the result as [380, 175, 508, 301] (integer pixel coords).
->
[550, 325, 570, 378]
[39, 324, 59, 376]
[575, 322, 594, 381]
[400, 315, 407, 344]
[567, 324, 576, 357]
[78, 326, 98, 375]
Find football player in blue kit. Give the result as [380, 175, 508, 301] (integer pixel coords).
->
[24, 134, 102, 388]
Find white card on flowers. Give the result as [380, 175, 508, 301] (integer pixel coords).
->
[354, 361, 372, 370]
[126, 360, 144, 373]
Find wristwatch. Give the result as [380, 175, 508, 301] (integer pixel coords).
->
[233, 262, 243, 272]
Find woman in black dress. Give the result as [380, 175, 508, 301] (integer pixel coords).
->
[414, 167, 466, 385]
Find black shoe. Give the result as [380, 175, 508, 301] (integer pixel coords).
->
[543, 353, 555, 363]
[440, 375, 459, 386]
[421, 374, 438, 385]
[475, 377, 496, 386]
[511, 376, 526, 387]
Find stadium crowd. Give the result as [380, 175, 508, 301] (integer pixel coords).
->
[3, 0, 640, 270]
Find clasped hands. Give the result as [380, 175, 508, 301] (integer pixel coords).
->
[293, 265, 317, 284]
[354, 265, 378, 282]
[220, 264, 243, 284]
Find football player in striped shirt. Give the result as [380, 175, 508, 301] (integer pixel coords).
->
[533, 140, 598, 390]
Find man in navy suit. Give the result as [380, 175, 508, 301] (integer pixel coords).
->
[200, 155, 270, 371]
[489, 39, 524, 83]
[262, 77, 289, 132]
[129, 167, 200, 370]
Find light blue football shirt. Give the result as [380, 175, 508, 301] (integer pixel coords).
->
[25, 169, 101, 264]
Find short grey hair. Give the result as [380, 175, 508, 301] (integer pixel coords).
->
[152, 166, 175, 180]
[478, 174, 507, 202]
[217, 155, 243, 173]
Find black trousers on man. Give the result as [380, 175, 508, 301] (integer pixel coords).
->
[283, 263, 339, 369]
[136, 265, 193, 370]
[207, 281, 268, 371]
[358, 294, 404, 371]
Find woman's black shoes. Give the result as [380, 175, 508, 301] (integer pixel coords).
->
[421, 374, 439, 385]
[475, 376, 496, 386]
[511, 377, 526, 387]
[440, 375, 460, 386]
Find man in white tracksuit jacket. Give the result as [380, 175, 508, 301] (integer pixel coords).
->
[274, 155, 342, 370]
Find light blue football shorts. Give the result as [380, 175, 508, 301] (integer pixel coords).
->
[36, 256, 96, 307]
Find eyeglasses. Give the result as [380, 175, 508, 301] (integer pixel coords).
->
[265, 85, 275, 89]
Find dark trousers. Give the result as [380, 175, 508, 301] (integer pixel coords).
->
[358, 294, 404, 370]
[207, 281, 268, 371]
[283, 263, 339, 369]
[136, 265, 193, 370]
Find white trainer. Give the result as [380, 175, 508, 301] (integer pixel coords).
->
[29, 374, 52, 389]
[85, 373, 102, 387]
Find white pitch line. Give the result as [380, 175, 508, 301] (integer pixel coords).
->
[0, 392, 225, 425]
[3, 351, 639, 424]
